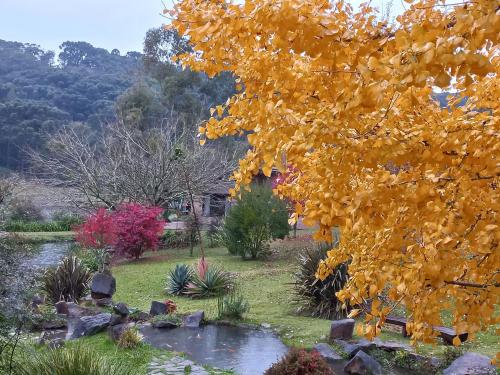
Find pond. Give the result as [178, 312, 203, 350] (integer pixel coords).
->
[140, 324, 289, 375]
[25, 241, 72, 269]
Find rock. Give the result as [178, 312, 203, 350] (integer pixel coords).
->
[108, 322, 134, 342]
[110, 314, 124, 326]
[130, 311, 150, 322]
[373, 338, 413, 352]
[443, 352, 496, 375]
[344, 351, 383, 375]
[94, 297, 113, 307]
[66, 302, 97, 318]
[182, 311, 204, 328]
[55, 301, 69, 315]
[334, 339, 376, 358]
[406, 353, 442, 372]
[147, 355, 209, 375]
[330, 318, 355, 341]
[38, 329, 66, 348]
[31, 294, 45, 309]
[261, 322, 271, 329]
[152, 319, 179, 329]
[41, 319, 67, 330]
[90, 272, 116, 299]
[113, 302, 130, 316]
[149, 301, 168, 316]
[69, 313, 111, 339]
[313, 343, 343, 366]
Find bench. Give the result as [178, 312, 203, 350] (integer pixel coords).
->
[385, 316, 468, 345]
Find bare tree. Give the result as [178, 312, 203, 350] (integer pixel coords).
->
[29, 121, 238, 211]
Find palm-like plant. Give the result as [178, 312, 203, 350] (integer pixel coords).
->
[185, 266, 232, 299]
[165, 264, 193, 295]
[292, 244, 350, 319]
[42, 256, 92, 304]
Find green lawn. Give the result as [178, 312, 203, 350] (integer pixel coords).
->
[112, 245, 499, 359]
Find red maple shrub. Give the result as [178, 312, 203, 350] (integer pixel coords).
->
[112, 203, 165, 259]
[75, 208, 116, 249]
[264, 348, 335, 375]
[75, 204, 166, 260]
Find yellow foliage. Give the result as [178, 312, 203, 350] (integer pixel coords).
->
[171, 0, 500, 345]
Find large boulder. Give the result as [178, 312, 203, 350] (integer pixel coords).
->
[443, 352, 496, 375]
[149, 301, 168, 316]
[313, 343, 343, 366]
[90, 272, 116, 299]
[69, 313, 112, 339]
[182, 311, 205, 328]
[344, 351, 383, 375]
[330, 318, 355, 341]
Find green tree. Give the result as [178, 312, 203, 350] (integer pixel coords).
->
[221, 184, 289, 259]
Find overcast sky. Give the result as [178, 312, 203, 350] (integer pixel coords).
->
[0, 0, 406, 54]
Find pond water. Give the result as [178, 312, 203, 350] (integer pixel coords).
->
[25, 242, 72, 269]
[140, 324, 289, 375]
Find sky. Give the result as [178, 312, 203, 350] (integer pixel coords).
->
[0, 0, 406, 54]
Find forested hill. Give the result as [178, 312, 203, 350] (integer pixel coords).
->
[0, 40, 142, 170]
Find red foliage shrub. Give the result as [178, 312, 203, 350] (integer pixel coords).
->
[75, 208, 116, 249]
[112, 203, 165, 259]
[264, 348, 335, 375]
[165, 299, 177, 313]
[75, 204, 165, 260]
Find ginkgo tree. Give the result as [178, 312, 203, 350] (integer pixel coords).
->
[169, 0, 499, 347]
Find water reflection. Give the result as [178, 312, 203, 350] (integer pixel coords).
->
[141, 324, 288, 375]
[26, 242, 72, 269]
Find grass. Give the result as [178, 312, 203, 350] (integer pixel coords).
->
[64, 333, 163, 373]
[112, 244, 500, 359]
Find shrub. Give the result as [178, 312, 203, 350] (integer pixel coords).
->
[3, 219, 76, 232]
[117, 327, 143, 349]
[42, 256, 92, 303]
[112, 203, 165, 259]
[161, 230, 196, 248]
[75, 208, 116, 249]
[206, 219, 222, 248]
[17, 344, 133, 375]
[292, 243, 349, 319]
[220, 184, 290, 259]
[70, 245, 110, 273]
[264, 348, 335, 375]
[185, 260, 232, 298]
[166, 264, 193, 295]
[8, 197, 42, 222]
[217, 288, 249, 319]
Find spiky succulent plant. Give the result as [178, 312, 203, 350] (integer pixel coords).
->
[165, 263, 193, 295]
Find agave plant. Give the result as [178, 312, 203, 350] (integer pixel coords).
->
[165, 264, 193, 295]
[42, 256, 92, 304]
[185, 266, 232, 299]
[292, 243, 350, 319]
